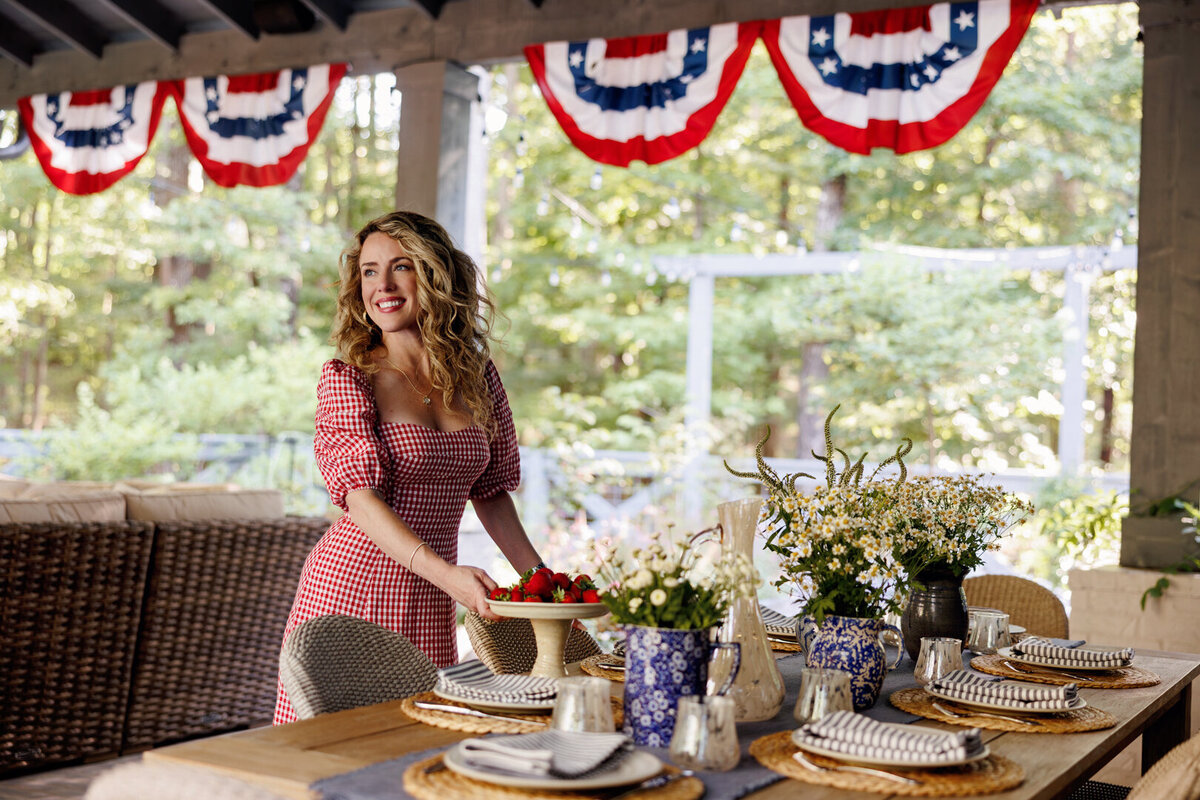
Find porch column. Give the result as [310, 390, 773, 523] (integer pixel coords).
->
[1121, 0, 1200, 567]
[393, 61, 482, 257]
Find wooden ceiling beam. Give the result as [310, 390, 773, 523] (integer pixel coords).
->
[411, 0, 446, 18]
[98, 0, 184, 52]
[299, 0, 351, 30]
[0, 13, 39, 67]
[195, 0, 260, 39]
[1, 0, 106, 58]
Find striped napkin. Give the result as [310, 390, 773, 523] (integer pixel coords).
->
[759, 605, 798, 638]
[929, 669, 1078, 709]
[459, 731, 632, 778]
[437, 660, 558, 703]
[612, 639, 625, 657]
[795, 711, 985, 765]
[1012, 637, 1134, 669]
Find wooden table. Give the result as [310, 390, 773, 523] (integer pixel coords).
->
[145, 650, 1199, 800]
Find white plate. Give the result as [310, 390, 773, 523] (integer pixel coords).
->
[442, 743, 662, 790]
[433, 687, 555, 714]
[998, 646, 1132, 672]
[1010, 624, 1027, 636]
[791, 728, 990, 768]
[488, 600, 610, 621]
[925, 686, 1088, 715]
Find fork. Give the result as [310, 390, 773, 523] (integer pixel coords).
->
[793, 750, 923, 785]
[931, 700, 1042, 727]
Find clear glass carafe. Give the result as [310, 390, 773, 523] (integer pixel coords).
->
[706, 497, 786, 722]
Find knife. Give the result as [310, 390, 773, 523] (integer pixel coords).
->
[412, 700, 548, 726]
[1002, 659, 1097, 682]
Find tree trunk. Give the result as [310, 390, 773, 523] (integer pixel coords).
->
[795, 341, 829, 458]
[1099, 384, 1115, 465]
[814, 174, 846, 251]
[153, 119, 207, 347]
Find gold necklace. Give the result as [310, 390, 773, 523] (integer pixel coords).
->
[384, 357, 432, 406]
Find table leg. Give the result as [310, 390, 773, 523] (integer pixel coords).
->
[1142, 680, 1193, 773]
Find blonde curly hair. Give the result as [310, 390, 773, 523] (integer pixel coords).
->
[330, 211, 500, 439]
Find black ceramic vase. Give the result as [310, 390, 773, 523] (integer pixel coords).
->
[899, 564, 969, 661]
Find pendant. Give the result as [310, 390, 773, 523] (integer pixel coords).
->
[423, 396, 431, 406]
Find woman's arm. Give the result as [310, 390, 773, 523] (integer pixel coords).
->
[346, 488, 502, 620]
[472, 491, 543, 575]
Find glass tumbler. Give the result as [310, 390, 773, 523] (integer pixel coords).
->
[668, 695, 740, 772]
[792, 667, 853, 725]
[551, 676, 615, 733]
[913, 636, 964, 686]
[967, 610, 1011, 655]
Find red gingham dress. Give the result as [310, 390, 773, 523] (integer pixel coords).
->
[273, 358, 520, 725]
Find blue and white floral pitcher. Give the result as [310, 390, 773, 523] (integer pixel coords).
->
[621, 625, 740, 747]
[797, 615, 901, 709]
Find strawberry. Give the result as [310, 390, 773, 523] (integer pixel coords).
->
[523, 593, 543, 602]
[574, 574, 594, 588]
[489, 587, 510, 601]
[552, 572, 572, 590]
[523, 571, 553, 599]
[509, 587, 524, 603]
[581, 588, 601, 603]
[559, 592, 577, 603]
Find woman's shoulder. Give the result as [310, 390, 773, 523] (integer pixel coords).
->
[319, 358, 373, 395]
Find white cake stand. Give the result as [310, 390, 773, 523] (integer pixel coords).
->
[487, 600, 610, 678]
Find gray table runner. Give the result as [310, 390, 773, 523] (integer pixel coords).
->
[314, 651, 932, 800]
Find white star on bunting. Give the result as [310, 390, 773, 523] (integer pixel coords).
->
[811, 27, 831, 47]
[819, 57, 838, 76]
[955, 10, 976, 29]
[691, 37, 707, 53]
[943, 46, 962, 61]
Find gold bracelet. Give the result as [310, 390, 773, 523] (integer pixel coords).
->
[408, 541, 429, 571]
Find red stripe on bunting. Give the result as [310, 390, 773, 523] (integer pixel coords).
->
[849, 8, 933, 35]
[526, 22, 762, 167]
[602, 35, 670, 58]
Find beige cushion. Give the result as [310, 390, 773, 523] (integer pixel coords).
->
[124, 486, 285, 522]
[0, 476, 30, 498]
[0, 485, 126, 524]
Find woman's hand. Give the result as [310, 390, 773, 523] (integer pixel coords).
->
[443, 564, 502, 621]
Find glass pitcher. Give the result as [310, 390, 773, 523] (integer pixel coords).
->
[706, 497, 786, 722]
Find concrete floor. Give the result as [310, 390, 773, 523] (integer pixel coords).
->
[0, 755, 141, 800]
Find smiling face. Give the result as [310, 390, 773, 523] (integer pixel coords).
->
[359, 231, 420, 334]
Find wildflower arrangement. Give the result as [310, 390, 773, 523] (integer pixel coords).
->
[596, 531, 756, 630]
[892, 475, 1033, 579]
[727, 406, 915, 623]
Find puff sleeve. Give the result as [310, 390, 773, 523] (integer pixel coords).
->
[313, 360, 387, 511]
[469, 360, 521, 500]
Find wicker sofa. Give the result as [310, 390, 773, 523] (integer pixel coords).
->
[0, 480, 328, 776]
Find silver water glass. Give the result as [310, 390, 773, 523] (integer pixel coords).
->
[668, 695, 740, 772]
[551, 676, 615, 733]
[914, 637, 964, 686]
[793, 667, 853, 725]
[967, 610, 1011, 655]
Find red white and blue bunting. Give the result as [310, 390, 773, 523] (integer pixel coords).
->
[525, 22, 760, 167]
[171, 63, 346, 188]
[761, 0, 1038, 154]
[18, 81, 171, 195]
[17, 63, 345, 195]
[525, 0, 1036, 163]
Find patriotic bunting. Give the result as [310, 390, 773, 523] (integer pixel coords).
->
[760, 0, 1038, 154]
[17, 63, 345, 195]
[18, 81, 170, 195]
[170, 63, 346, 188]
[525, 22, 761, 167]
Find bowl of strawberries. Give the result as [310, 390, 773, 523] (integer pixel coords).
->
[486, 567, 609, 677]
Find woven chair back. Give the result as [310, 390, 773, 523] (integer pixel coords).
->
[963, 574, 1069, 639]
[1127, 730, 1200, 800]
[464, 611, 602, 674]
[279, 614, 437, 719]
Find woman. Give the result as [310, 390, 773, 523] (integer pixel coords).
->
[274, 211, 545, 725]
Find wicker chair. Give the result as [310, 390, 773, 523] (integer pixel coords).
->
[464, 611, 602, 674]
[85, 760, 286, 800]
[962, 574, 1069, 638]
[1065, 728, 1200, 800]
[279, 615, 438, 719]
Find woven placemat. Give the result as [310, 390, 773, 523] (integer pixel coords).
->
[770, 638, 803, 653]
[400, 692, 625, 733]
[970, 655, 1162, 688]
[403, 754, 703, 800]
[750, 730, 1023, 796]
[889, 687, 1117, 733]
[580, 654, 626, 682]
